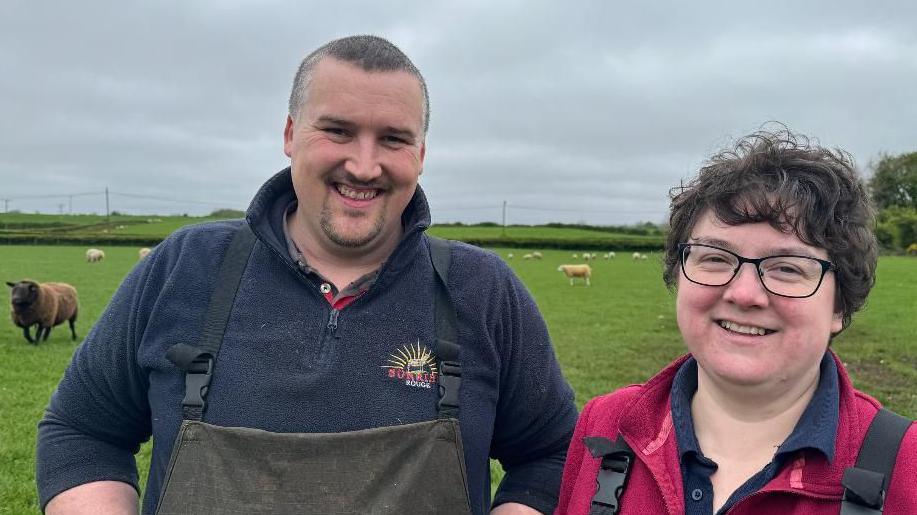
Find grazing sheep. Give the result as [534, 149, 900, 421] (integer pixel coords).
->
[139, 247, 152, 260]
[640, 253, 648, 260]
[557, 264, 592, 286]
[608, 251, 616, 259]
[7, 279, 79, 344]
[532, 251, 543, 260]
[523, 253, 534, 260]
[632, 252, 641, 260]
[572, 253, 579, 259]
[86, 248, 105, 263]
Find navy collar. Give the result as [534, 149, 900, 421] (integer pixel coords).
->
[671, 352, 839, 464]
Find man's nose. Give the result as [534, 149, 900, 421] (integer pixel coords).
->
[343, 135, 383, 181]
[722, 262, 770, 307]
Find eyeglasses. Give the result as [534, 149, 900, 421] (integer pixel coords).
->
[678, 243, 834, 298]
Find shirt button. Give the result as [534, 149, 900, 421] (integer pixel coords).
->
[320, 283, 332, 294]
[691, 488, 703, 501]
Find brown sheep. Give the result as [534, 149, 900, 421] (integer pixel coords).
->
[6, 279, 79, 344]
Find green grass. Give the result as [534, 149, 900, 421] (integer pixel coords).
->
[0, 245, 914, 513]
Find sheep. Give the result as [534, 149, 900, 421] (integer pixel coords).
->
[139, 247, 152, 260]
[640, 253, 648, 260]
[583, 253, 592, 262]
[532, 251, 543, 260]
[608, 251, 616, 259]
[523, 253, 534, 260]
[557, 264, 592, 286]
[86, 248, 105, 263]
[572, 253, 579, 259]
[7, 279, 79, 344]
[632, 252, 641, 260]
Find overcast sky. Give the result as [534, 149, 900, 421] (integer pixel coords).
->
[2, 1, 915, 225]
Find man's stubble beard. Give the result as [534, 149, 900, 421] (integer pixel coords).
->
[319, 203, 387, 249]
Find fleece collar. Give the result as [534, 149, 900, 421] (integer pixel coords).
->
[243, 167, 432, 280]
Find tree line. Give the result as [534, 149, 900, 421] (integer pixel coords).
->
[868, 151, 917, 252]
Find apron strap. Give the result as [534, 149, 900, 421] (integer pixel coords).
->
[166, 222, 258, 421]
[428, 236, 461, 420]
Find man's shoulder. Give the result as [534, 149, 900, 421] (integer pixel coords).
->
[160, 219, 246, 254]
[432, 237, 511, 278]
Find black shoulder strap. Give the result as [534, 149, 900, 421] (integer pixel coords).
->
[427, 236, 461, 420]
[166, 222, 258, 421]
[583, 435, 635, 515]
[841, 407, 912, 514]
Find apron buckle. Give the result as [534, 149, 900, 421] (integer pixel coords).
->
[182, 357, 214, 410]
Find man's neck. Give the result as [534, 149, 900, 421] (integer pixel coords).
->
[287, 211, 400, 290]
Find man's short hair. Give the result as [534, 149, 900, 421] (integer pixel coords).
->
[662, 127, 878, 331]
[289, 35, 430, 135]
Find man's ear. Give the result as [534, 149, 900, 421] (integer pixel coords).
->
[283, 116, 295, 158]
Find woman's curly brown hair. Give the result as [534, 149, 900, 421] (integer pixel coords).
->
[663, 127, 877, 332]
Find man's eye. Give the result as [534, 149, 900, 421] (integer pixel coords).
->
[383, 135, 408, 145]
[322, 127, 348, 136]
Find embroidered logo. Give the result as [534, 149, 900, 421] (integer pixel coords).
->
[382, 340, 438, 389]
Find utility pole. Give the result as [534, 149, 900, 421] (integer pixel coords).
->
[502, 200, 507, 237]
[58, 203, 65, 215]
[105, 187, 110, 224]
[2, 198, 8, 213]
[68, 195, 73, 214]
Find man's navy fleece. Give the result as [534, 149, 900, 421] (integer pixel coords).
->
[36, 168, 577, 515]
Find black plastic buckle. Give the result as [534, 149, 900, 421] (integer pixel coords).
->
[438, 360, 462, 410]
[181, 356, 214, 409]
[592, 452, 631, 512]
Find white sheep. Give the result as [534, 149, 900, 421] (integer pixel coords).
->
[557, 264, 592, 286]
[523, 253, 534, 260]
[608, 251, 616, 259]
[506, 253, 514, 259]
[7, 279, 79, 344]
[86, 248, 105, 263]
[139, 247, 152, 260]
[583, 253, 593, 262]
[572, 253, 579, 259]
[640, 253, 648, 260]
[532, 251, 543, 260]
[632, 252, 641, 260]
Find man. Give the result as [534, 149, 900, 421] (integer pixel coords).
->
[37, 35, 576, 515]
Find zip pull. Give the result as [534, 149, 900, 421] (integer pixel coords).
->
[327, 309, 340, 333]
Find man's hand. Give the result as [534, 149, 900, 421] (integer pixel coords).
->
[45, 481, 138, 515]
[491, 502, 543, 514]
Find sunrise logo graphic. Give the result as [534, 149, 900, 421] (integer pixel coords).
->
[382, 340, 439, 389]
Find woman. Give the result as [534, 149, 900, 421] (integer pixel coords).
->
[556, 129, 916, 514]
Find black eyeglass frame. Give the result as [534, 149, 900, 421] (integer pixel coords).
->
[677, 242, 835, 299]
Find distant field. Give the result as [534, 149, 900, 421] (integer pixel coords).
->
[0, 213, 663, 249]
[0, 243, 914, 513]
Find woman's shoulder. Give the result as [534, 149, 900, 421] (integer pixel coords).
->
[578, 384, 646, 435]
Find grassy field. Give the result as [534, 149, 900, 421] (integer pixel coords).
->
[0, 244, 914, 513]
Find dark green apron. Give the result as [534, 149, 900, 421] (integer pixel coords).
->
[157, 226, 471, 514]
